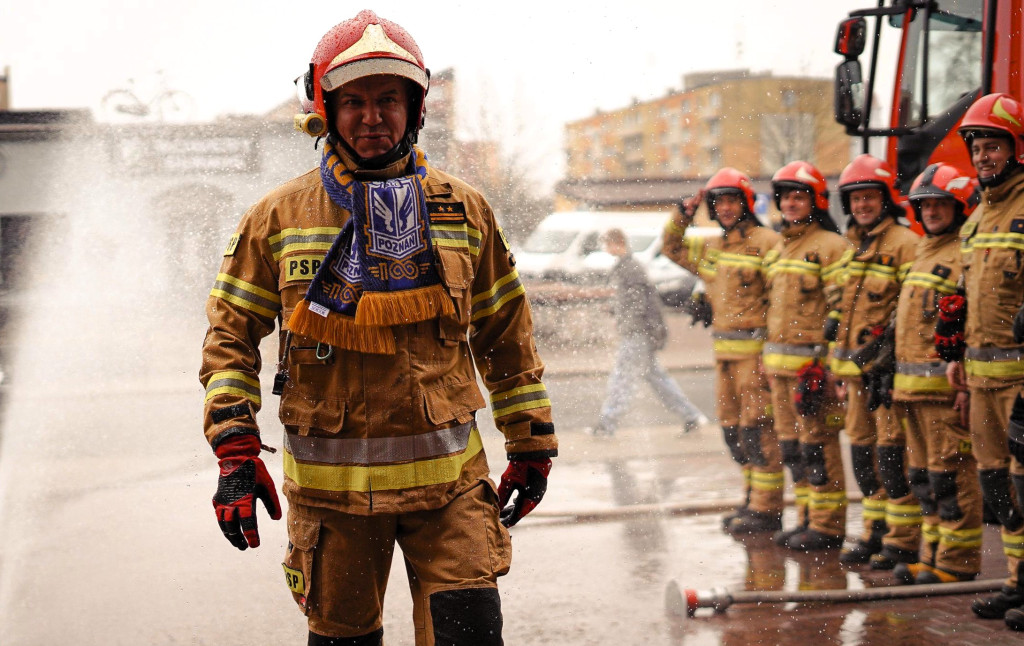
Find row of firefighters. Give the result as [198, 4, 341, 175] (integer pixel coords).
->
[660, 92, 1024, 630]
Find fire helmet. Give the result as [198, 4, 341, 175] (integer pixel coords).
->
[837, 154, 906, 219]
[771, 161, 838, 232]
[703, 167, 758, 225]
[294, 11, 430, 144]
[958, 93, 1024, 159]
[907, 163, 980, 233]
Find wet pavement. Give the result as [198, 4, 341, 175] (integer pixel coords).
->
[0, 306, 1023, 644]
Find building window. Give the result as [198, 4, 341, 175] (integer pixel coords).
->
[783, 90, 797, 108]
[709, 92, 721, 109]
[709, 147, 722, 168]
[708, 119, 721, 138]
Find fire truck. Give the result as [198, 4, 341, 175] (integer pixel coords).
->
[833, 0, 1020, 192]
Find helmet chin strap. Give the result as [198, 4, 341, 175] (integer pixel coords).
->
[979, 158, 1022, 188]
[334, 132, 414, 171]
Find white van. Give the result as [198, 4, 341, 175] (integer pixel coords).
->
[514, 211, 671, 283]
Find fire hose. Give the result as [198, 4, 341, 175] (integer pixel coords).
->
[665, 577, 1004, 617]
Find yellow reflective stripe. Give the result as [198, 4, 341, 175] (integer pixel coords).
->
[282, 427, 483, 492]
[939, 526, 984, 548]
[471, 270, 525, 321]
[965, 359, 1024, 378]
[922, 522, 941, 544]
[897, 261, 913, 282]
[430, 223, 470, 250]
[491, 383, 551, 418]
[717, 252, 764, 271]
[204, 371, 261, 405]
[467, 226, 482, 256]
[794, 486, 811, 506]
[893, 373, 952, 392]
[686, 235, 704, 266]
[972, 231, 1024, 252]
[210, 273, 282, 319]
[713, 339, 764, 354]
[904, 271, 958, 294]
[885, 502, 923, 526]
[767, 258, 820, 278]
[750, 470, 785, 491]
[809, 490, 848, 510]
[742, 466, 752, 486]
[846, 260, 898, 280]
[822, 256, 847, 282]
[269, 227, 341, 261]
[829, 357, 863, 377]
[763, 353, 815, 371]
[1003, 530, 1024, 558]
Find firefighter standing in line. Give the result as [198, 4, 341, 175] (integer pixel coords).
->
[200, 11, 556, 645]
[761, 161, 852, 550]
[943, 93, 1024, 629]
[826, 155, 920, 568]
[663, 168, 783, 534]
[887, 163, 983, 585]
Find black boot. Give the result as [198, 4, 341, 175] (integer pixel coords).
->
[869, 545, 918, 571]
[721, 505, 750, 531]
[972, 586, 1024, 619]
[772, 520, 808, 546]
[785, 529, 844, 551]
[1006, 607, 1024, 630]
[727, 511, 783, 534]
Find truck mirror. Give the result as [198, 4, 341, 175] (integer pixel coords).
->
[834, 59, 864, 131]
[834, 17, 866, 58]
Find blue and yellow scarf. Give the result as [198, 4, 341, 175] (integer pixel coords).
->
[287, 140, 453, 354]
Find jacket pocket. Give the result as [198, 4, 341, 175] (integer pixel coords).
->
[282, 507, 321, 615]
[423, 380, 486, 427]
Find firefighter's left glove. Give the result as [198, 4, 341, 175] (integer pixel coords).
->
[212, 433, 282, 550]
[795, 358, 827, 417]
[497, 456, 552, 528]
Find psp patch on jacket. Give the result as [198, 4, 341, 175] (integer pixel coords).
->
[427, 201, 467, 223]
[804, 252, 820, 264]
[931, 264, 951, 279]
[224, 233, 241, 257]
[1011, 219, 1024, 234]
[283, 254, 324, 283]
[876, 253, 895, 267]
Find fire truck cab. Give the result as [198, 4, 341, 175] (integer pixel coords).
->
[833, 0, 1021, 192]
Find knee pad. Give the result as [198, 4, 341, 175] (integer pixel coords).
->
[877, 445, 909, 499]
[909, 468, 936, 516]
[978, 468, 1024, 532]
[308, 629, 383, 646]
[722, 426, 748, 466]
[430, 587, 503, 646]
[780, 438, 805, 482]
[850, 444, 880, 497]
[740, 426, 767, 467]
[930, 471, 964, 521]
[801, 443, 828, 487]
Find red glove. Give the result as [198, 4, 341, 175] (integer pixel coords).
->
[497, 457, 552, 528]
[212, 433, 282, 550]
[935, 294, 967, 362]
[794, 358, 827, 417]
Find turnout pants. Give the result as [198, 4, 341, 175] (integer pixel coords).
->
[895, 399, 983, 575]
[284, 480, 511, 646]
[970, 383, 1024, 588]
[844, 379, 909, 546]
[716, 356, 782, 516]
[771, 375, 847, 536]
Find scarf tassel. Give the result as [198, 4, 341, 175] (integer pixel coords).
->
[354, 284, 455, 327]
[288, 300, 397, 355]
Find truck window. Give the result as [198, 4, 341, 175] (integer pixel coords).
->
[522, 229, 578, 254]
[897, 0, 983, 127]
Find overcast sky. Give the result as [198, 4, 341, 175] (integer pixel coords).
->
[1, 1, 873, 179]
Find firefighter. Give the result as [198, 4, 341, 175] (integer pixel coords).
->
[887, 163, 983, 585]
[762, 161, 852, 550]
[200, 11, 557, 645]
[663, 168, 783, 534]
[944, 93, 1024, 628]
[826, 155, 919, 567]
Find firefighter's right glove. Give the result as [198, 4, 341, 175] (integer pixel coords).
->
[497, 456, 552, 528]
[795, 358, 827, 417]
[934, 294, 967, 362]
[689, 292, 713, 328]
[212, 433, 282, 550]
[823, 311, 840, 343]
[1008, 394, 1024, 465]
[1014, 303, 1024, 344]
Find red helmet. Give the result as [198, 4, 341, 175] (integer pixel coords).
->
[837, 154, 904, 217]
[704, 167, 756, 219]
[294, 11, 429, 138]
[771, 161, 829, 211]
[907, 163, 980, 231]
[957, 93, 1024, 160]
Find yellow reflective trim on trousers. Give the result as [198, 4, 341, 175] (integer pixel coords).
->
[922, 522, 940, 544]
[751, 470, 785, 491]
[763, 353, 816, 371]
[829, 357, 863, 377]
[885, 502, 923, 526]
[939, 526, 983, 548]
[743, 466, 752, 486]
[965, 358, 1024, 378]
[794, 486, 811, 506]
[713, 339, 765, 354]
[893, 374, 952, 393]
[1003, 530, 1024, 558]
[282, 427, 483, 493]
[809, 490, 848, 510]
